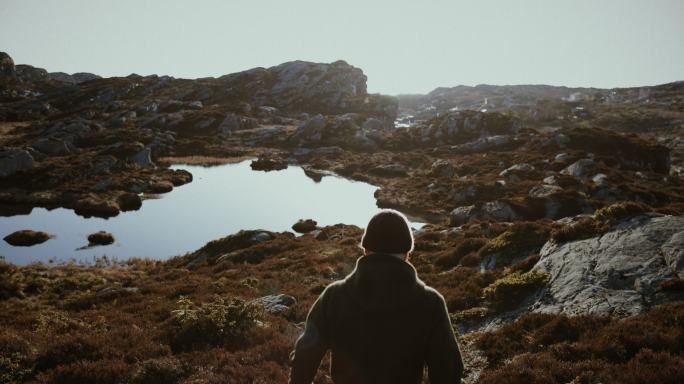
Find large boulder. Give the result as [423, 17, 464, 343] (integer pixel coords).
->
[532, 214, 684, 317]
[0, 148, 34, 178]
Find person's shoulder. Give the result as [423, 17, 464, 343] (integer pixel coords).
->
[419, 283, 448, 309]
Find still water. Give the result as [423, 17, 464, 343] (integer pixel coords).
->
[1, 160, 421, 265]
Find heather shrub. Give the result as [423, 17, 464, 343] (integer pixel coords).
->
[0, 262, 22, 300]
[132, 357, 187, 384]
[478, 222, 550, 267]
[593, 201, 650, 222]
[661, 277, 684, 291]
[0, 333, 33, 384]
[508, 255, 540, 273]
[169, 295, 261, 351]
[435, 237, 487, 270]
[483, 270, 549, 309]
[35, 334, 104, 371]
[550, 216, 600, 243]
[551, 201, 651, 244]
[476, 302, 684, 383]
[37, 359, 130, 384]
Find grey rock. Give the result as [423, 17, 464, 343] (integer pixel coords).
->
[499, 163, 535, 182]
[218, 113, 258, 134]
[451, 135, 510, 153]
[543, 175, 559, 185]
[449, 205, 476, 226]
[662, 231, 684, 278]
[252, 294, 296, 314]
[532, 214, 684, 316]
[553, 133, 570, 148]
[31, 137, 73, 156]
[129, 147, 154, 168]
[0, 148, 34, 178]
[449, 200, 519, 226]
[554, 153, 570, 162]
[361, 117, 386, 131]
[431, 159, 455, 178]
[188, 100, 203, 110]
[528, 184, 563, 198]
[592, 173, 608, 186]
[561, 158, 595, 179]
[448, 186, 478, 202]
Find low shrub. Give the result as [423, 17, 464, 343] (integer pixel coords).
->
[483, 270, 549, 309]
[476, 302, 684, 383]
[169, 296, 261, 351]
[478, 222, 550, 267]
[435, 237, 487, 270]
[551, 201, 651, 244]
[37, 359, 130, 384]
[132, 357, 187, 384]
[661, 278, 684, 292]
[593, 201, 650, 222]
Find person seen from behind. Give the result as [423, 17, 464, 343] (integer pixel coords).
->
[289, 209, 464, 383]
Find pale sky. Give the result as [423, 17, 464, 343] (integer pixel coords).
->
[1, 0, 682, 94]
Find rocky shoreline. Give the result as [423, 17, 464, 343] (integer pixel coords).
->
[1, 51, 683, 383]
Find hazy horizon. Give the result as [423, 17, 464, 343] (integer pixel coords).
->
[1, 0, 683, 95]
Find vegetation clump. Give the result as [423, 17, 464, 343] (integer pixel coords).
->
[483, 270, 549, 309]
[478, 222, 550, 267]
[476, 301, 684, 384]
[551, 201, 651, 244]
[435, 237, 487, 270]
[170, 296, 262, 351]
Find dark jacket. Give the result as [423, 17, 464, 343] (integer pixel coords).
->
[290, 253, 464, 384]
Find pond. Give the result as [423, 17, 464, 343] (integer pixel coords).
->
[1, 160, 424, 265]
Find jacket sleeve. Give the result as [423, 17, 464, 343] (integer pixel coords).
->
[426, 293, 464, 384]
[289, 287, 332, 384]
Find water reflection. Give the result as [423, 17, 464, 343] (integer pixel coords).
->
[0, 161, 422, 265]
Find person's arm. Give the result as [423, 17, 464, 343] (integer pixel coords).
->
[426, 293, 464, 383]
[289, 287, 332, 384]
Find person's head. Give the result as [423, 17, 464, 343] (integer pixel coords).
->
[360, 209, 414, 258]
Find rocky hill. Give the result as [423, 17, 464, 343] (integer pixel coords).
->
[0, 51, 683, 383]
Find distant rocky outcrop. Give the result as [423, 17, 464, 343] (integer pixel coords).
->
[49, 71, 102, 84]
[410, 110, 521, 146]
[220, 60, 397, 120]
[532, 214, 684, 316]
[15, 64, 48, 83]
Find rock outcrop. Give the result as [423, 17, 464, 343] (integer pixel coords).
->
[220, 60, 397, 120]
[88, 231, 115, 246]
[4, 229, 52, 246]
[532, 214, 684, 316]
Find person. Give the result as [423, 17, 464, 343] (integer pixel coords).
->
[289, 209, 464, 384]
